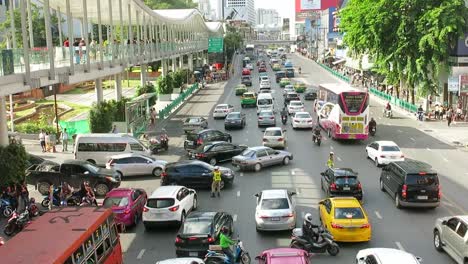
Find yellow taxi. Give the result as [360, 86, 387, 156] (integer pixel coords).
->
[318, 197, 371, 242]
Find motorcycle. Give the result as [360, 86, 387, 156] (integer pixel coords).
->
[204, 240, 251, 264]
[417, 111, 424, 121]
[140, 130, 169, 154]
[281, 115, 288, 125]
[0, 198, 13, 218]
[383, 109, 392, 118]
[369, 126, 376, 136]
[27, 198, 39, 217]
[289, 226, 340, 256]
[42, 188, 82, 207]
[80, 196, 98, 207]
[4, 210, 30, 236]
[313, 133, 322, 146]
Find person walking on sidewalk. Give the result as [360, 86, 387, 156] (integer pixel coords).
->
[62, 128, 69, 152]
[39, 129, 46, 152]
[447, 108, 453, 127]
[211, 167, 222, 198]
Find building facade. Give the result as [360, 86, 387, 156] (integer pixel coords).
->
[225, 0, 255, 25]
[198, 0, 212, 20]
[256, 8, 279, 26]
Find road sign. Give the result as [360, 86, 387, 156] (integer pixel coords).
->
[208, 37, 224, 53]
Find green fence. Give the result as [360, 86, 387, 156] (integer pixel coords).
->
[58, 119, 90, 136]
[369, 88, 418, 113]
[316, 62, 350, 82]
[158, 83, 199, 120]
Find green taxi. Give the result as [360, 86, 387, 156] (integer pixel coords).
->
[241, 92, 257, 108]
[235, 84, 248, 96]
[272, 63, 281, 71]
[294, 82, 307, 93]
[279, 78, 291, 88]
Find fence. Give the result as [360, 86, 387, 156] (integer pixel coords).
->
[58, 119, 90, 136]
[369, 88, 418, 113]
[158, 82, 199, 120]
[316, 62, 350, 82]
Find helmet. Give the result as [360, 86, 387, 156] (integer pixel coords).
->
[221, 226, 230, 234]
[330, 151, 334, 155]
[371, 117, 375, 121]
[214, 166, 219, 170]
[304, 213, 313, 223]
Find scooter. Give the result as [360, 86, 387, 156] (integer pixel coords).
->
[0, 198, 13, 218]
[147, 130, 169, 154]
[313, 133, 322, 146]
[383, 109, 392, 118]
[41, 187, 61, 207]
[204, 240, 251, 264]
[417, 111, 424, 121]
[289, 226, 340, 256]
[281, 115, 288, 125]
[369, 126, 376, 136]
[3, 209, 30, 236]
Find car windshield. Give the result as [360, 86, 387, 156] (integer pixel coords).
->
[103, 197, 129, 208]
[227, 113, 241, 119]
[259, 111, 273, 117]
[187, 118, 201, 124]
[83, 163, 100, 174]
[241, 149, 256, 157]
[261, 198, 289, 210]
[335, 176, 358, 185]
[242, 77, 250, 81]
[287, 94, 298, 98]
[146, 198, 175, 208]
[182, 219, 212, 234]
[334, 207, 365, 219]
[216, 105, 227, 109]
[258, 99, 272, 105]
[295, 113, 310, 119]
[264, 130, 282, 136]
[291, 102, 302, 106]
[244, 94, 254, 98]
[406, 174, 438, 186]
[381, 145, 400, 152]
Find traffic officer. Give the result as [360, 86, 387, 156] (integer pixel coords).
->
[211, 166, 222, 198]
[327, 152, 335, 168]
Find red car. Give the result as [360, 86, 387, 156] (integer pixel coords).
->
[242, 68, 251, 75]
[255, 248, 311, 264]
[103, 188, 147, 227]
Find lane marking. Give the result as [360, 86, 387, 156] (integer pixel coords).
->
[240, 172, 244, 177]
[410, 137, 416, 142]
[233, 214, 238, 222]
[395, 241, 405, 251]
[337, 156, 342, 162]
[426, 147, 432, 151]
[137, 249, 146, 260]
[397, 129, 402, 133]
[330, 145, 334, 150]
[374, 211, 383, 220]
[237, 191, 240, 197]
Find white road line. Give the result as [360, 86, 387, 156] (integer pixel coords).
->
[410, 137, 416, 141]
[374, 211, 383, 219]
[237, 191, 240, 197]
[426, 147, 432, 151]
[395, 241, 405, 251]
[397, 129, 402, 133]
[137, 249, 146, 260]
[240, 172, 244, 177]
[291, 170, 296, 175]
[337, 156, 342, 162]
[330, 145, 334, 150]
[233, 214, 238, 222]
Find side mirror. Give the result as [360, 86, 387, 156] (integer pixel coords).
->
[320, 172, 325, 176]
[289, 191, 296, 196]
[254, 193, 259, 197]
[147, 160, 151, 164]
[274, 151, 280, 155]
[441, 220, 447, 225]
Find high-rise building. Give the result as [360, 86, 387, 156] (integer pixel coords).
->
[224, 0, 255, 25]
[256, 9, 279, 27]
[197, 0, 212, 20]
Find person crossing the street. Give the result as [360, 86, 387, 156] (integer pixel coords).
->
[327, 152, 335, 168]
[211, 166, 222, 198]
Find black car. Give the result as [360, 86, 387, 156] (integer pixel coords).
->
[224, 112, 246, 130]
[26, 153, 45, 169]
[161, 160, 234, 189]
[184, 129, 232, 150]
[380, 160, 440, 209]
[275, 71, 286, 82]
[320, 168, 363, 201]
[191, 141, 247, 165]
[304, 88, 318, 100]
[175, 211, 234, 257]
[241, 75, 252, 86]
[285, 68, 295, 78]
[284, 92, 301, 105]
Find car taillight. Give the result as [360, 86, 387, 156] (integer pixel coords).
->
[307, 120, 313, 123]
[360, 223, 370, 228]
[169, 205, 179, 212]
[357, 183, 362, 190]
[380, 155, 386, 158]
[259, 117, 263, 120]
[175, 236, 183, 243]
[123, 208, 131, 214]
[270, 116, 274, 119]
[207, 237, 215, 243]
[259, 215, 269, 219]
[438, 185, 442, 199]
[196, 138, 203, 145]
[143, 207, 149, 212]
[284, 213, 294, 218]
[402, 184, 407, 199]
[330, 183, 337, 191]
[331, 223, 343, 229]
[161, 172, 167, 178]
[278, 138, 284, 142]
[196, 153, 206, 158]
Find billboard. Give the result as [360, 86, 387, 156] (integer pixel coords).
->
[295, 0, 337, 21]
[300, 0, 321, 10]
[282, 18, 290, 32]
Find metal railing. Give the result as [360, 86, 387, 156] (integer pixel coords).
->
[158, 82, 199, 120]
[316, 62, 350, 82]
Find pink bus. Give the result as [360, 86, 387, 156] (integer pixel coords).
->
[316, 83, 369, 140]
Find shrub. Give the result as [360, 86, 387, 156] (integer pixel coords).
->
[0, 143, 27, 187]
[16, 122, 55, 134]
[88, 98, 131, 132]
[157, 75, 174, 94]
[135, 83, 157, 106]
[172, 70, 185, 88]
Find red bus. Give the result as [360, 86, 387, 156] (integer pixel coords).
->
[0, 207, 123, 264]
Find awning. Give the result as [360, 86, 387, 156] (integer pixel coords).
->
[332, 58, 346, 65]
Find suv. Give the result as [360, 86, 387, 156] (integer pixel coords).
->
[284, 92, 301, 106]
[184, 129, 232, 151]
[379, 160, 440, 209]
[320, 168, 363, 201]
[275, 71, 286, 83]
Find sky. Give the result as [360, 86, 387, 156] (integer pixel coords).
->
[209, 0, 295, 21]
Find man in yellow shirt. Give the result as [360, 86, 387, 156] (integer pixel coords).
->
[211, 167, 222, 197]
[327, 152, 335, 168]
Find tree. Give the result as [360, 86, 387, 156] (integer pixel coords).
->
[0, 143, 27, 187]
[89, 99, 129, 133]
[340, 0, 468, 102]
[136, 83, 157, 106]
[143, 0, 197, 9]
[224, 32, 243, 63]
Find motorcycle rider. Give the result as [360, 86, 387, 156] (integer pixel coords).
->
[83, 181, 98, 206]
[369, 117, 377, 132]
[385, 101, 392, 116]
[60, 182, 73, 206]
[220, 226, 235, 263]
[312, 124, 321, 142]
[303, 213, 320, 243]
[417, 105, 424, 121]
[280, 107, 288, 124]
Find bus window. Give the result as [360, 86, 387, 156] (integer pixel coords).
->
[65, 257, 73, 264]
[73, 246, 85, 264]
[94, 228, 102, 243]
[84, 237, 94, 255]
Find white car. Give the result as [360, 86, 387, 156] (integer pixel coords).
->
[246, 63, 254, 70]
[291, 112, 313, 129]
[156, 258, 204, 264]
[259, 76, 269, 82]
[434, 215, 468, 264]
[263, 127, 286, 149]
[366, 141, 404, 166]
[142, 186, 197, 229]
[260, 80, 271, 90]
[283, 86, 294, 96]
[287, 100, 305, 115]
[356, 248, 422, 264]
[213, 104, 234, 119]
[106, 153, 167, 177]
[255, 189, 296, 231]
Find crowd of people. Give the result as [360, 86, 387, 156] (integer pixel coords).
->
[1, 181, 30, 212]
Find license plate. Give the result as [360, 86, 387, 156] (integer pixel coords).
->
[189, 252, 198, 257]
[270, 217, 280, 221]
[349, 134, 356, 139]
[417, 196, 428, 200]
[187, 142, 194, 146]
[343, 187, 351, 191]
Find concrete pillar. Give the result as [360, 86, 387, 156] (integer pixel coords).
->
[188, 54, 193, 71]
[140, 64, 147, 86]
[95, 78, 103, 103]
[172, 57, 176, 72]
[203, 51, 208, 65]
[179, 55, 183, 69]
[161, 59, 168, 76]
[115, 74, 122, 100]
[0, 97, 9, 146]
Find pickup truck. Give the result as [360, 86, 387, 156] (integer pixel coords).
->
[26, 160, 121, 196]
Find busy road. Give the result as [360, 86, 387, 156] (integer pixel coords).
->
[112, 53, 468, 264]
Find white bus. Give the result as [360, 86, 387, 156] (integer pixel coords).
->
[74, 133, 151, 165]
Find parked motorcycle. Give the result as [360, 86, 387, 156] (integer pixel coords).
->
[41, 187, 61, 207]
[313, 134, 322, 146]
[27, 198, 39, 217]
[4, 210, 30, 236]
[290, 226, 340, 256]
[204, 240, 251, 264]
[383, 109, 393, 118]
[0, 198, 13, 218]
[140, 130, 169, 154]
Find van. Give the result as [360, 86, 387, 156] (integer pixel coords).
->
[74, 133, 151, 165]
[257, 93, 274, 113]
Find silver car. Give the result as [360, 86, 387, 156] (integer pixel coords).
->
[232, 146, 293, 172]
[257, 110, 276, 127]
[183, 117, 208, 133]
[433, 215, 468, 264]
[106, 153, 167, 177]
[255, 189, 296, 231]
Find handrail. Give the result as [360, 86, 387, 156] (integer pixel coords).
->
[158, 82, 199, 120]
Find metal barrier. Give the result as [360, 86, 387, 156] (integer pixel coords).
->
[316, 62, 350, 82]
[369, 88, 418, 113]
[158, 82, 199, 120]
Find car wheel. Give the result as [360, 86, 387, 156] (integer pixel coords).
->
[209, 157, 217, 166]
[38, 182, 51, 195]
[152, 167, 163, 177]
[254, 163, 262, 172]
[283, 156, 290, 165]
[192, 195, 198, 211]
[379, 179, 385, 192]
[375, 158, 380, 167]
[395, 193, 402, 209]
[95, 183, 110, 196]
[116, 171, 123, 179]
[86, 159, 96, 164]
[434, 230, 444, 252]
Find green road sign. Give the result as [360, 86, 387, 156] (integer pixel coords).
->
[208, 37, 224, 53]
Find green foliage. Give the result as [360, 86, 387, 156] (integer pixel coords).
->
[16, 123, 55, 134]
[135, 83, 157, 106]
[0, 143, 28, 186]
[143, 0, 197, 9]
[224, 32, 243, 62]
[157, 75, 174, 94]
[340, 0, 468, 96]
[172, 70, 185, 88]
[89, 99, 129, 133]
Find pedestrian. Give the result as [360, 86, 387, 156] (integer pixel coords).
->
[45, 132, 50, 152]
[150, 107, 156, 125]
[327, 152, 335, 168]
[434, 104, 440, 120]
[211, 166, 222, 198]
[447, 108, 453, 127]
[39, 129, 46, 152]
[62, 128, 69, 152]
[111, 125, 118, 134]
[63, 37, 69, 47]
[20, 180, 29, 208]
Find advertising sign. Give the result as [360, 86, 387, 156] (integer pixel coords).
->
[460, 75, 468, 96]
[282, 18, 290, 32]
[295, 0, 337, 21]
[301, 0, 321, 10]
[448, 76, 460, 92]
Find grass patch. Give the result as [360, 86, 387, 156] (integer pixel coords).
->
[64, 88, 94, 94]
[36, 100, 91, 121]
[14, 108, 35, 118]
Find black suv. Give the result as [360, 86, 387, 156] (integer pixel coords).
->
[161, 160, 234, 189]
[320, 168, 363, 201]
[275, 71, 286, 82]
[379, 160, 440, 209]
[184, 129, 232, 151]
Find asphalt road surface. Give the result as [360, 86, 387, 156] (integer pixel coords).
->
[117, 54, 466, 264]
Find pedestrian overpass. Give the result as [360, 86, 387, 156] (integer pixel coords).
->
[0, 0, 224, 145]
[249, 40, 296, 46]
